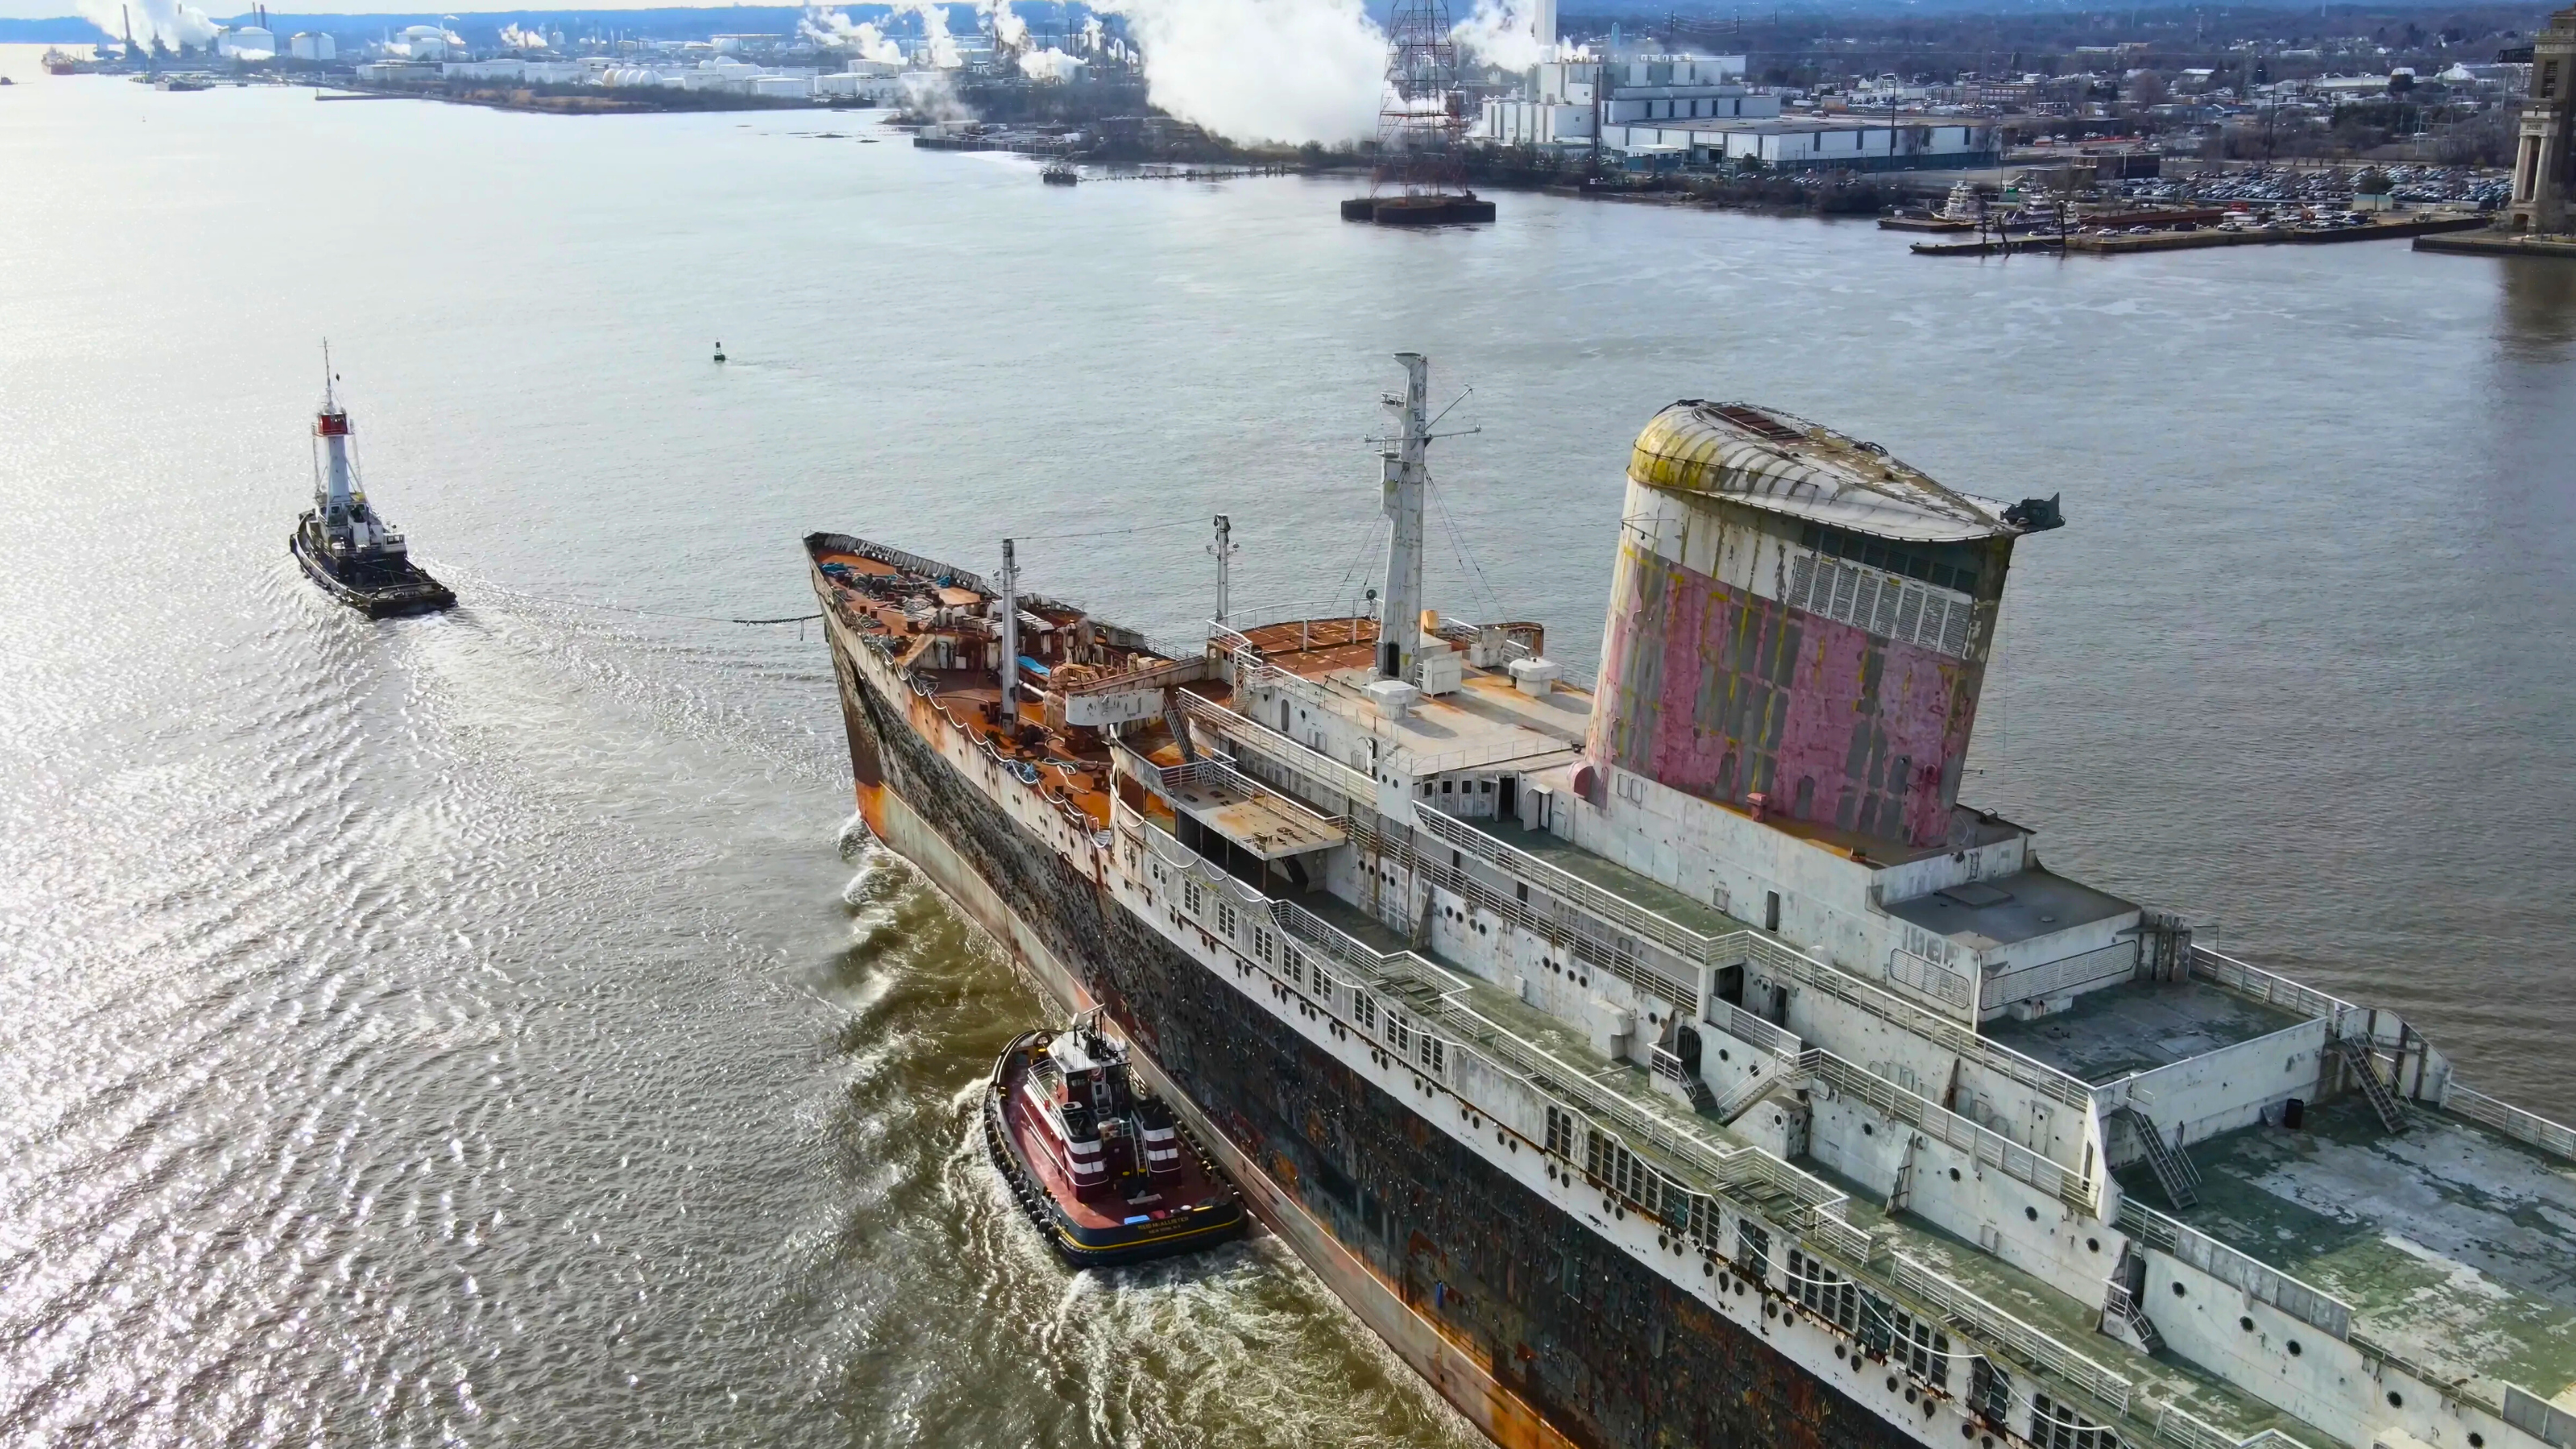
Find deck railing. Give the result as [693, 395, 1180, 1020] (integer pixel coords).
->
[1807, 1051, 2098, 1213]
[2115, 1199, 2353, 1340]
[2445, 1084, 2576, 1164]
[1170, 691, 1382, 810]
[1415, 804, 2102, 1128]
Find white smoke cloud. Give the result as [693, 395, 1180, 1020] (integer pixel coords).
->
[1018, 45, 1078, 80]
[1090, 0, 1387, 146]
[1451, 0, 1548, 70]
[497, 21, 547, 49]
[803, 6, 904, 64]
[894, 0, 960, 67]
[807, 1, 957, 67]
[898, 65, 969, 118]
[80, 0, 217, 47]
[978, 0, 1026, 49]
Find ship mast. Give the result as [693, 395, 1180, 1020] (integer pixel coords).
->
[997, 539, 1018, 726]
[1208, 514, 1236, 625]
[1377, 353, 1429, 683]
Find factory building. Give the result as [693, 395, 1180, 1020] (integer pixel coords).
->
[1479, 56, 1775, 147]
[2508, 4, 2576, 232]
[1477, 55, 1995, 169]
[1612, 117, 1999, 170]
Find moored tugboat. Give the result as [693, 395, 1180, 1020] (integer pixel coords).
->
[984, 1014, 1245, 1267]
[290, 349, 455, 617]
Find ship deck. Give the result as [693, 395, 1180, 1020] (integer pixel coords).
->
[1982, 978, 2310, 1084]
[1293, 894, 2322, 1445]
[2127, 1099, 2576, 1414]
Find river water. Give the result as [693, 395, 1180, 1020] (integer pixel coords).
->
[4, 49, 2573, 1447]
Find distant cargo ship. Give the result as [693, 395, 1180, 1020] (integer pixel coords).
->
[808, 356, 2576, 1449]
[290, 353, 454, 617]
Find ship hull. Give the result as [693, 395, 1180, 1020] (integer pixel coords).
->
[818, 604, 1920, 1449]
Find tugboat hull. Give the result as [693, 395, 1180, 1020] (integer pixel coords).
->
[290, 526, 456, 617]
[983, 1030, 1245, 1268]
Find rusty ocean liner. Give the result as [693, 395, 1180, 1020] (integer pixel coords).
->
[808, 355, 2576, 1449]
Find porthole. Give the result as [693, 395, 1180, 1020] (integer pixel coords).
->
[1949, 1167, 1961, 1182]
[2287, 1340, 2302, 1356]
[1719, 1049, 1731, 1063]
[1923, 1399, 1938, 1418]
[2025, 1206, 2039, 1222]
[1905, 1386, 1918, 1403]
[2171, 1281, 2186, 1298]
[1835, 1344, 1846, 1359]
[2086, 1237, 2099, 1253]
[1703, 1261, 1715, 1278]
[1614, 1204, 1624, 1220]
[1863, 1123, 1875, 1137]
[2239, 1315, 2255, 1331]
[1886, 1377, 1900, 1393]
[2471, 1434, 2486, 1447]
[1658, 1235, 1669, 1250]
[1763, 1301, 1777, 1319]
[1962, 1427, 1976, 1442]
[2388, 1392, 2403, 1409]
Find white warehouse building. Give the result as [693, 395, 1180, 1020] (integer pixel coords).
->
[1480, 55, 1997, 170]
[1613, 116, 2000, 169]
[1480, 56, 1779, 147]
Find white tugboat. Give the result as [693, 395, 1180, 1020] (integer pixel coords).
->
[289, 346, 454, 617]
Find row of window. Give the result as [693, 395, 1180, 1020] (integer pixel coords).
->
[1799, 519, 1984, 595]
[1160, 850, 1456, 1087]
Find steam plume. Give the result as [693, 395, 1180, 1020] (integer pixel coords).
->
[1090, 0, 1386, 146]
[978, 0, 1027, 49]
[1018, 46, 1078, 80]
[1451, 0, 1548, 69]
[803, 5, 903, 64]
[80, 0, 216, 47]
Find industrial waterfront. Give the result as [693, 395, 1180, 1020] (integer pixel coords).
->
[5, 49, 2576, 1447]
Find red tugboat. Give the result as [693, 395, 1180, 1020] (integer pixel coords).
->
[984, 1014, 1245, 1266]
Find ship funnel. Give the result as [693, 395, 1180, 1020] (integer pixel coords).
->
[1584, 401, 2058, 849]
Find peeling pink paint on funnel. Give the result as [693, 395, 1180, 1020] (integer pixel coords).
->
[1583, 401, 2062, 852]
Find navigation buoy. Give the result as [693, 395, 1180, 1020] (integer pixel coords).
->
[713, 341, 726, 362]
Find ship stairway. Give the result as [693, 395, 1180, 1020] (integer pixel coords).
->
[2331, 1036, 2410, 1133]
[1650, 1046, 1718, 1114]
[2103, 1257, 2168, 1356]
[2115, 1299, 2168, 1355]
[2114, 1106, 2201, 1209]
[1161, 689, 1199, 764]
[1715, 1070, 1810, 1128]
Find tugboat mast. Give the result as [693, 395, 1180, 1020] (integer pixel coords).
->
[312, 341, 365, 550]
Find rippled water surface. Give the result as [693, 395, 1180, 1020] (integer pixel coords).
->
[4, 46, 2574, 1447]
